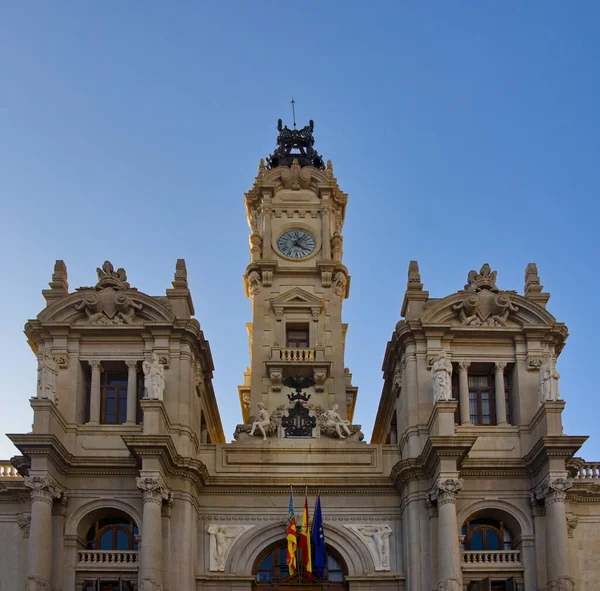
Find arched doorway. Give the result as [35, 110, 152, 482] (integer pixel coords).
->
[252, 541, 349, 590]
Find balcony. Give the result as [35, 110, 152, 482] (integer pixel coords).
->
[270, 347, 326, 363]
[0, 461, 21, 479]
[574, 462, 600, 479]
[77, 550, 138, 570]
[462, 550, 521, 567]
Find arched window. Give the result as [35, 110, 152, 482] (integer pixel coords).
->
[85, 516, 138, 551]
[253, 542, 348, 588]
[462, 518, 513, 551]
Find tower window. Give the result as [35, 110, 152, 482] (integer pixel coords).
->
[468, 375, 494, 425]
[286, 324, 309, 348]
[101, 371, 129, 424]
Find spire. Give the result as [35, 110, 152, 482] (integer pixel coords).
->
[524, 262, 550, 308]
[401, 260, 429, 319]
[42, 260, 69, 305]
[266, 119, 325, 170]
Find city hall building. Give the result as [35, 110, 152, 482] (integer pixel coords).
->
[0, 121, 598, 591]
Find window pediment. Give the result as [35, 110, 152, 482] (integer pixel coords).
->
[270, 288, 323, 313]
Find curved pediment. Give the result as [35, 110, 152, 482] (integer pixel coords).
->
[421, 290, 557, 327]
[37, 289, 175, 325]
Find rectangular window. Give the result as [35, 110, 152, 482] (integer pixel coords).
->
[101, 371, 128, 425]
[468, 375, 495, 426]
[286, 324, 309, 348]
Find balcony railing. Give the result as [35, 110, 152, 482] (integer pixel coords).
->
[78, 551, 138, 568]
[574, 462, 600, 479]
[0, 462, 20, 479]
[281, 348, 315, 362]
[462, 550, 521, 565]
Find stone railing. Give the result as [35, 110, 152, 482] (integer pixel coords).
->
[78, 550, 138, 567]
[462, 550, 521, 565]
[574, 462, 600, 479]
[0, 462, 20, 479]
[281, 348, 315, 362]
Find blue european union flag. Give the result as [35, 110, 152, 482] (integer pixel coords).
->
[311, 493, 326, 578]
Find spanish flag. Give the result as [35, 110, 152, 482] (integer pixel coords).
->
[286, 489, 297, 575]
[299, 490, 312, 579]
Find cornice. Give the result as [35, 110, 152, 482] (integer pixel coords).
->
[523, 436, 588, 477]
[121, 434, 210, 492]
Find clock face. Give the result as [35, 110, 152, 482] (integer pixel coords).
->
[277, 229, 317, 259]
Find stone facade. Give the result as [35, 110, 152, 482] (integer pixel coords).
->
[0, 122, 599, 591]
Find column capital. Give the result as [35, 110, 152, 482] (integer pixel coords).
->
[126, 359, 138, 371]
[429, 477, 463, 506]
[23, 475, 63, 505]
[495, 361, 507, 372]
[136, 474, 171, 506]
[535, 476, 573, 505]
[457, 361, 470, 372]
[89, 359, 103, 372]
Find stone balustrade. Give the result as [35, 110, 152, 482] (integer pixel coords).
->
[574, 462, 600, 479]
[78, 550, 138, 567]
[281, 348, 315, 362]
[462, 550, 521, 565]
[0, 462, 20, 478]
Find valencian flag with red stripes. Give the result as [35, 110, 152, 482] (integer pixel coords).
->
[299, 489, 313, 579]
[286, 488, 297, 575]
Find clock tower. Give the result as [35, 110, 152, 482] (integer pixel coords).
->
[238, 119, 358, 428]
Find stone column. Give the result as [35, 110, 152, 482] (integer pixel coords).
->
[494, 362, 508, 425]
[274, 307, 284, 348]
[126, 360, 138, 424]
[406, 482, 422, 590]
[321, 202, 331, 260]
[88, 360, 102, 424]
[311, 308, 320, 347]
[430, 478, 463, 591]
[137, 474, 170, 591]
[162, 494, 174, 591]
[458, 361, 471, 425]
[540, 477, 574, 591]
[405, 347, 419, 457]
[24, 475, 62, 591]
[261, 197, 273, 258]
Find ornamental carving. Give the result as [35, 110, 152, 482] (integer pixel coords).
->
[281, 378, 317, 437]
[438, 577, 462, 591]
[26, 576, 52, 591]
[269, 370, 283, 392]
[313, 369, 326, 392]
[333, 271, 347, 297]
[247, 270, 261, 296]
[452, 264, 519, 327]
[208, 524, 255, 571]
[23, 476, 62, 505]
[136, 474, 170, 505]
[139, 577, 163, 591]
[429, 478, 463, 506]
[344, 524, 392, 571]
[566, 513, 579, 538]
[16, 513, 31, 537]
[74, 261, 143, 324]
[548, 575, 575, 591]
[535, 476, 573, 505]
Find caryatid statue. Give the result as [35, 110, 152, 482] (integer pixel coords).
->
[142, 352, 165, 400]
[431, 351, 453, 402]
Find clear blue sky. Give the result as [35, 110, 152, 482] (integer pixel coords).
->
[1, 2, 599, 459]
